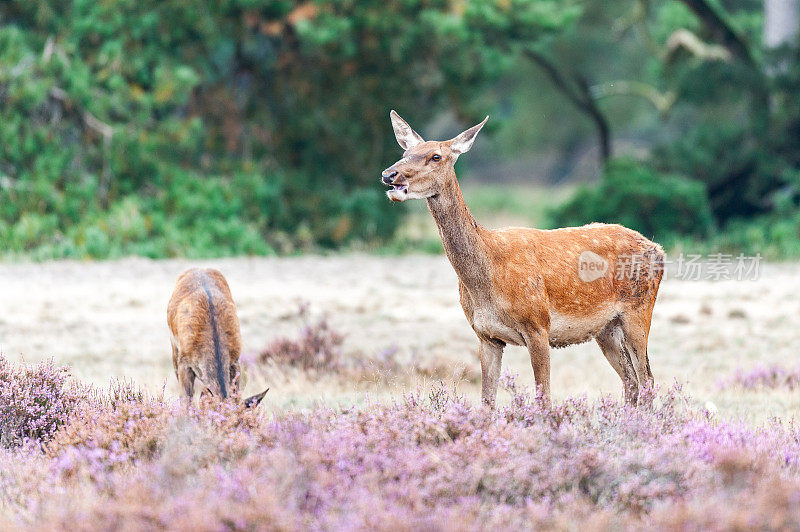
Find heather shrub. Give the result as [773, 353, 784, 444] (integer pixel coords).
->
[0, 355, 88, 448]
[107, 378, 147, 406]
[719, 364, 800, 391]
[22, 378, 800, 529]
[46, 394, 174, 466]
[254, 307, 479, 384]
[46, 388, 269, 472]
[7, 356, 800, 529]
[257, 303, 345, 371]
[649, 467, 800, 529]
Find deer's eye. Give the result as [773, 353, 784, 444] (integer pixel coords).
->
[431, 154, 442, 162]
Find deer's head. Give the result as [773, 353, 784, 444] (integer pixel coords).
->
[195, 357, 231, 401]
[382, 110, 488, 202]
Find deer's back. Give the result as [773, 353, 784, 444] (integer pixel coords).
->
[167, 268, 242, 363]
[486, 223, 664, 318]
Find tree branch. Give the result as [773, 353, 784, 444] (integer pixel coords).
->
[523, 49, 612, 164]
[665, 28, 731, 62]
[677, 0, 770, 131]
[676, 0, 758, 67]
[591, 80, 677, 116]
[522, 49, 584, 108]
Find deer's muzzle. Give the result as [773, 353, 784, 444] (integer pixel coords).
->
[381, 169, 398, 185]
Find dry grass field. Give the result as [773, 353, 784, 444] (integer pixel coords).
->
[2, 254, 798, 422]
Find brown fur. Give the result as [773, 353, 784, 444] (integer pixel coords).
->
[167, 268, 267, 407]
[383, 111, 664, 406]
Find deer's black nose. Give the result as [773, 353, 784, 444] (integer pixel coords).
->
[381, 169, 398, 184]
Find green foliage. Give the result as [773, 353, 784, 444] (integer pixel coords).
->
[507, 0, 799, 243]
[5, 0, 799, 259]
[668, 211, 800, 261]
[707, 214, 800, 260]
[549, 158, 714, 243]
[652, 124, 771, 222]
[6, 171, 288, 259]
[676, 167, 800, 259]
[0, 0, 577, 258]
[641, 0, 800, 229]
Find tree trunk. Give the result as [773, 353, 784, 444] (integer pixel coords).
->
[764, 0, 799, 49]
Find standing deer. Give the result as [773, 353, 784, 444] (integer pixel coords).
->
[168, 268, 268, 408]
[381, 111, 664, 407]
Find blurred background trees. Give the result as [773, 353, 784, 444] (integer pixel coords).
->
[1, 0, 799, 258]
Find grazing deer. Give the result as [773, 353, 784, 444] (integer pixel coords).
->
[382, 111, 664, 407]
[168, 268, 268, 408]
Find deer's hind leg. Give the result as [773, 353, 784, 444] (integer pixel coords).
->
[596, 321, 639, 405]
[620, 303, 656, 401]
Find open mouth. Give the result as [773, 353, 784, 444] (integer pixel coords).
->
[383, 179, 409, 201]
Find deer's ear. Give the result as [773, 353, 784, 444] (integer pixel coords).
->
[390, 110, 424, 150]
[450, 116, 489, 155]
[244, 388, 268, 408]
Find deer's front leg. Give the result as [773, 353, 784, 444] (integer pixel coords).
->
[525, 328, 551, 403]
[479, 337, 505, 408]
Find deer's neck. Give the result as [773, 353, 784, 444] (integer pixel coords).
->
[427, 171, 491, 288]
